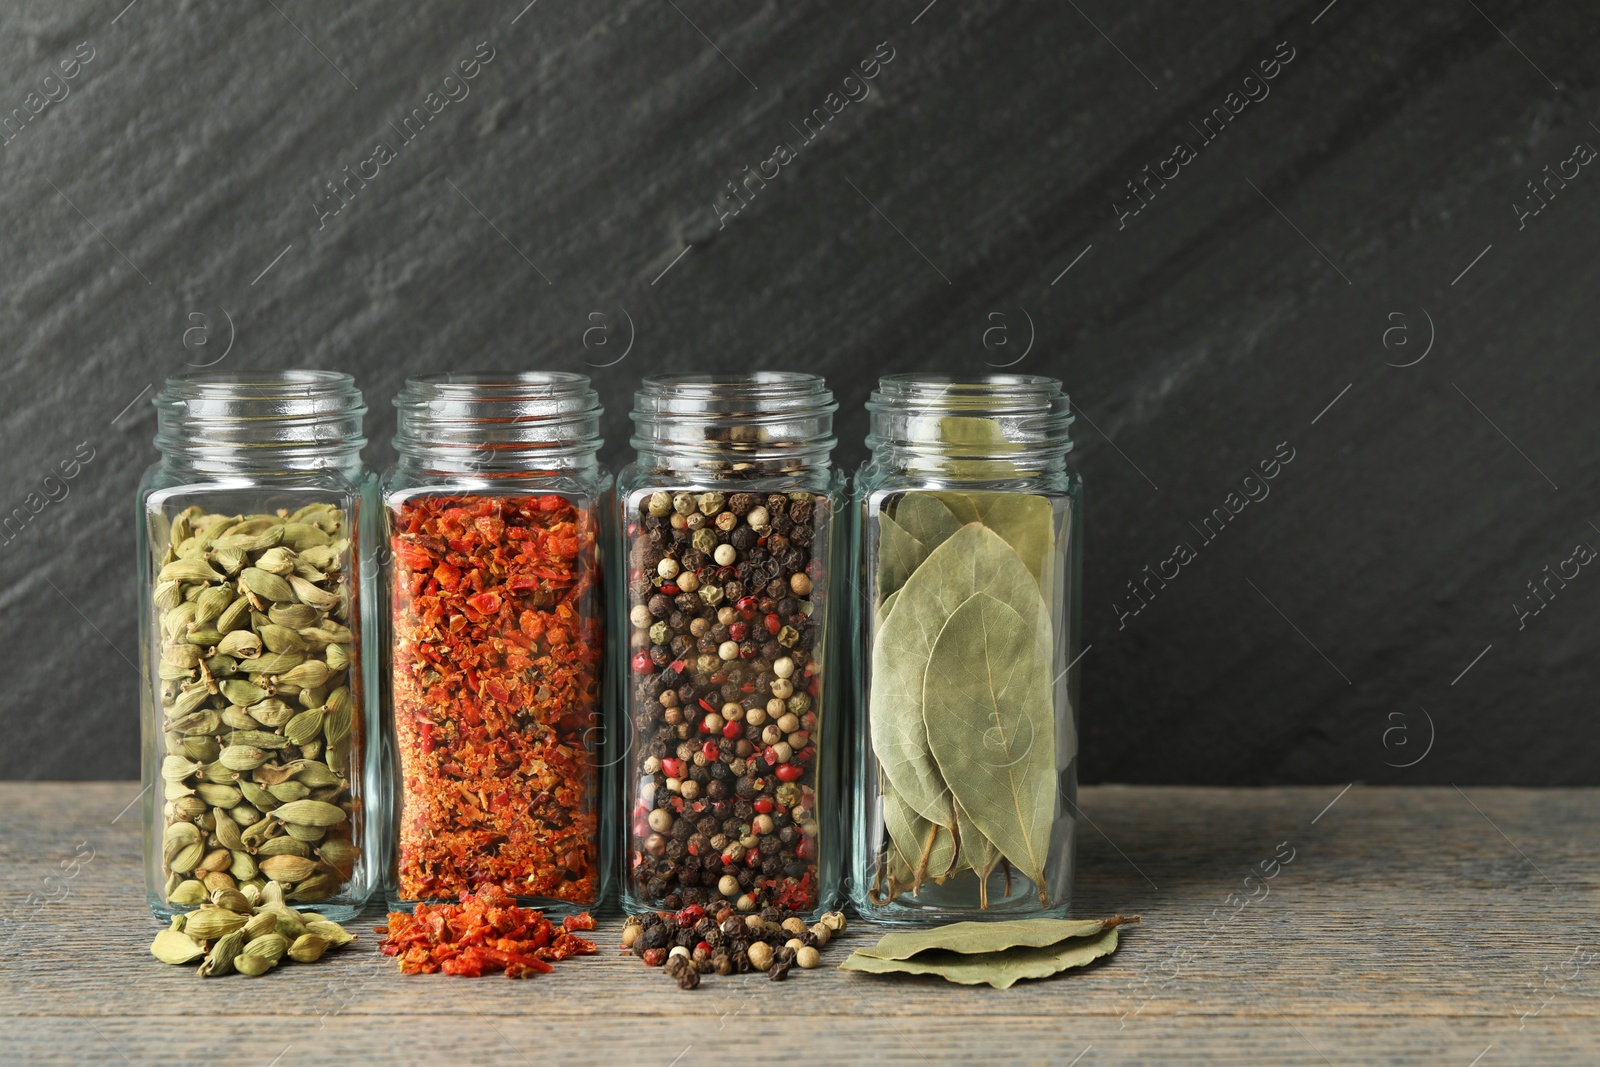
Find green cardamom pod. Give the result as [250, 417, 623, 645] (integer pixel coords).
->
[281, 709, 325, 750]
[241, 567, 295, 603]
[288, 933, 331, 963]
[220, 745, 270, 771]
[269, 603, 320, 629]
[271, 799, 347, 828]
[227, 730, 290, 750]
[168, 879, 208, 907]
[278, 660, 330, 690]
[220, 679, 267, 706]
[259, 854, 318, 883]
[182, 907, 249, 941]
[195, 783, 241, 808]
[158, 559, 224, 584]
[288, 872, 338, 902]
[221, 705, 262, 731]
[247, 698, 296, 728]
[197, 926, 246, 977]
[238, 781, 279, 811]
[193, 584, 235, 625]
[241, 650, 305, 675]
[233, 953, 273, 976]
[257, 837, 311, 858]
[306, 920, 354, 947]
[288, 575, 340, 609]
[150, 928, 206, 965]
[228, 850, 258, 881]
[212, 547, 248, 575]
[280, 522, 332, 550]
[214, 630, 262, 659]
[216, 596, 251, 633]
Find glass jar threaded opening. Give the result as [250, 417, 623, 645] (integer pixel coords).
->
[629, 372, 837, 476]
[865, 373, 1074, 474]
[392, 372, 603, 474]
[153, 370, 367, 472]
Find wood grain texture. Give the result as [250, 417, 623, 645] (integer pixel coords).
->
[0, 0, 1597, 785]
[1, 783, 1595, 1065]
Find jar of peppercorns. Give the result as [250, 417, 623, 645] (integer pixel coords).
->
[851, 373, 1081, 922]
[381, 373, 611, 915]
[618, 373, 844, 918]
[139, 371, 377, 921]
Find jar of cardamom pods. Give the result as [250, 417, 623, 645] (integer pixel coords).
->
[618, 373, 845, 918]
[139, 372, 377, 921]
[850, 374, 1081, 922]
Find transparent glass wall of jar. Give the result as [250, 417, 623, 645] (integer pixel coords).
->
[381, 373, 611, 915]
[138, 372, 377, 921]
[618, 373, 844, 918]
[850, 374, 1081, 923]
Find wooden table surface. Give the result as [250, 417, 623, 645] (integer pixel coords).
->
[1, 784, 1594, 1066]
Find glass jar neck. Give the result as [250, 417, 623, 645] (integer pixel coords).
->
[392, 372, 603, 476]
[864, 374, 1074, 481]
[630, 373, 837, 480]
[153, 371, 367, 476]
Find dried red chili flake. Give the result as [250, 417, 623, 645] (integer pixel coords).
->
[390, 494, 603, 904]
[379, 885, 598, 978]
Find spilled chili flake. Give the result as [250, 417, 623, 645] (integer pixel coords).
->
[390, 494, 602, 904]
[378, 884, 598, 977]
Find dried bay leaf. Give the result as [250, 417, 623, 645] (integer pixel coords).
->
[882, 787, 956, 890]
[923, 591, 1056, 903]
[870, 524, 1051, 830]
[937, 492, 1056, 589]
[891, 494, 962, 553]
[840, 926, 1121, 988]
[876, 512, 927, 603]
[855, 915, 1136, 960]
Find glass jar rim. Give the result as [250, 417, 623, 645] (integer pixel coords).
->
[392, 371, 603, 467]
[153, 370, 367, 470]
[866, 372, 1073, 464]
[630, 372, 836, 471]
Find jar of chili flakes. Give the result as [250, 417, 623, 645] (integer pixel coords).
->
[382, 373, 610, 914]
[619, 373, 844, 917]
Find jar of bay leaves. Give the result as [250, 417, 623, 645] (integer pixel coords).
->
[618, 373, 845, 917]
[138, 372, 377, 922]
[850, 374, 1081, 922]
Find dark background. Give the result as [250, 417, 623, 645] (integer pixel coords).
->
[3, 0, 1596, 783]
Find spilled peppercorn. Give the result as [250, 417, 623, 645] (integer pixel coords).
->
[622, 904, 846, 989]
[625, 488, 830, 912]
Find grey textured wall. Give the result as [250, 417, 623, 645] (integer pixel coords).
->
[4, 0, 1596, 783]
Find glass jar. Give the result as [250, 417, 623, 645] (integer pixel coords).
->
[381, 373, 611, 915]
[850, 373, 1081, 922]
[138, 371, 377, 922]
[618, 373, 844, 917]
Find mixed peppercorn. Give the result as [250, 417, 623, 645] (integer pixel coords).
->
[625, 488, 829, 912]
[624, 903, 847, 988]
[390, 495, 603, 905]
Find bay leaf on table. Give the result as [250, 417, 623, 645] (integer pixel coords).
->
[869, 524, 1045, 828]
[854, 915, 1137, 960]
[923, 590, 1057, 903]
[840, 926, 1122, 989]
